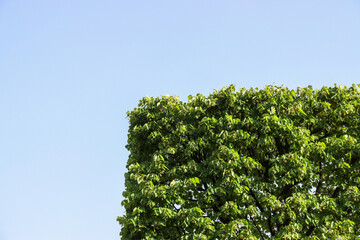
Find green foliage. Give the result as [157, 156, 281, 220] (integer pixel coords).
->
[117, 85, 360, 239]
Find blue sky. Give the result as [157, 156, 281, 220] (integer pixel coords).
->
[0, 1, 359, 239]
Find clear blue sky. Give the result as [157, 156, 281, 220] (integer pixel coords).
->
[0, 1, 359, 239]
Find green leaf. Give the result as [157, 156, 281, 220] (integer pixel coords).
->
[119, 84, 360, 239]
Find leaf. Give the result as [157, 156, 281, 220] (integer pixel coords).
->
[120, 84, 360, 239]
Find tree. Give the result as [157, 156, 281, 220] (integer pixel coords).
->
[117, 85, 360, 239]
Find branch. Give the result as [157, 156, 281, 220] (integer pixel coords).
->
[250, 215, 265, 240]
[350, 155, 359, 166]
[267, 212, 275, 237]
[248, 189, 264, 213]
[274, 136, 290, 155]
[305, 226, 315, 236]
[245, 203, 265, 240]
[277, 184, 294, 200]
[277, 180, 302, 200]
[213, 202, 230, 224]
[315, 160, 322, 196]
[331, 187, 341, 198]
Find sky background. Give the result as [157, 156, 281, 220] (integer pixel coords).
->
[0, 1, 359, 239]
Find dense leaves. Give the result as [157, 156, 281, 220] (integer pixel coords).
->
[118, 85, 360, 239]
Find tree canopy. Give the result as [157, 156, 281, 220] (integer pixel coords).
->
[117, 85, 360, 239]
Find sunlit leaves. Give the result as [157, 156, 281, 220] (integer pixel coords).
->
[118, 84, 360, 239]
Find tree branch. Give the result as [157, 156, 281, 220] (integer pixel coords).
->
[248, 189, 264, 213]
[350, 155, 359, 166]
[274, 136, 290, 155]
[267, 212, 275, 237]
[250, 215, 265, 240]
[305, 226, 315, 236]
[277, 180, 302, 200]
[245, 203, 265, 240]
[315, 160, 322, 196]
[331, 187, 341, 198]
